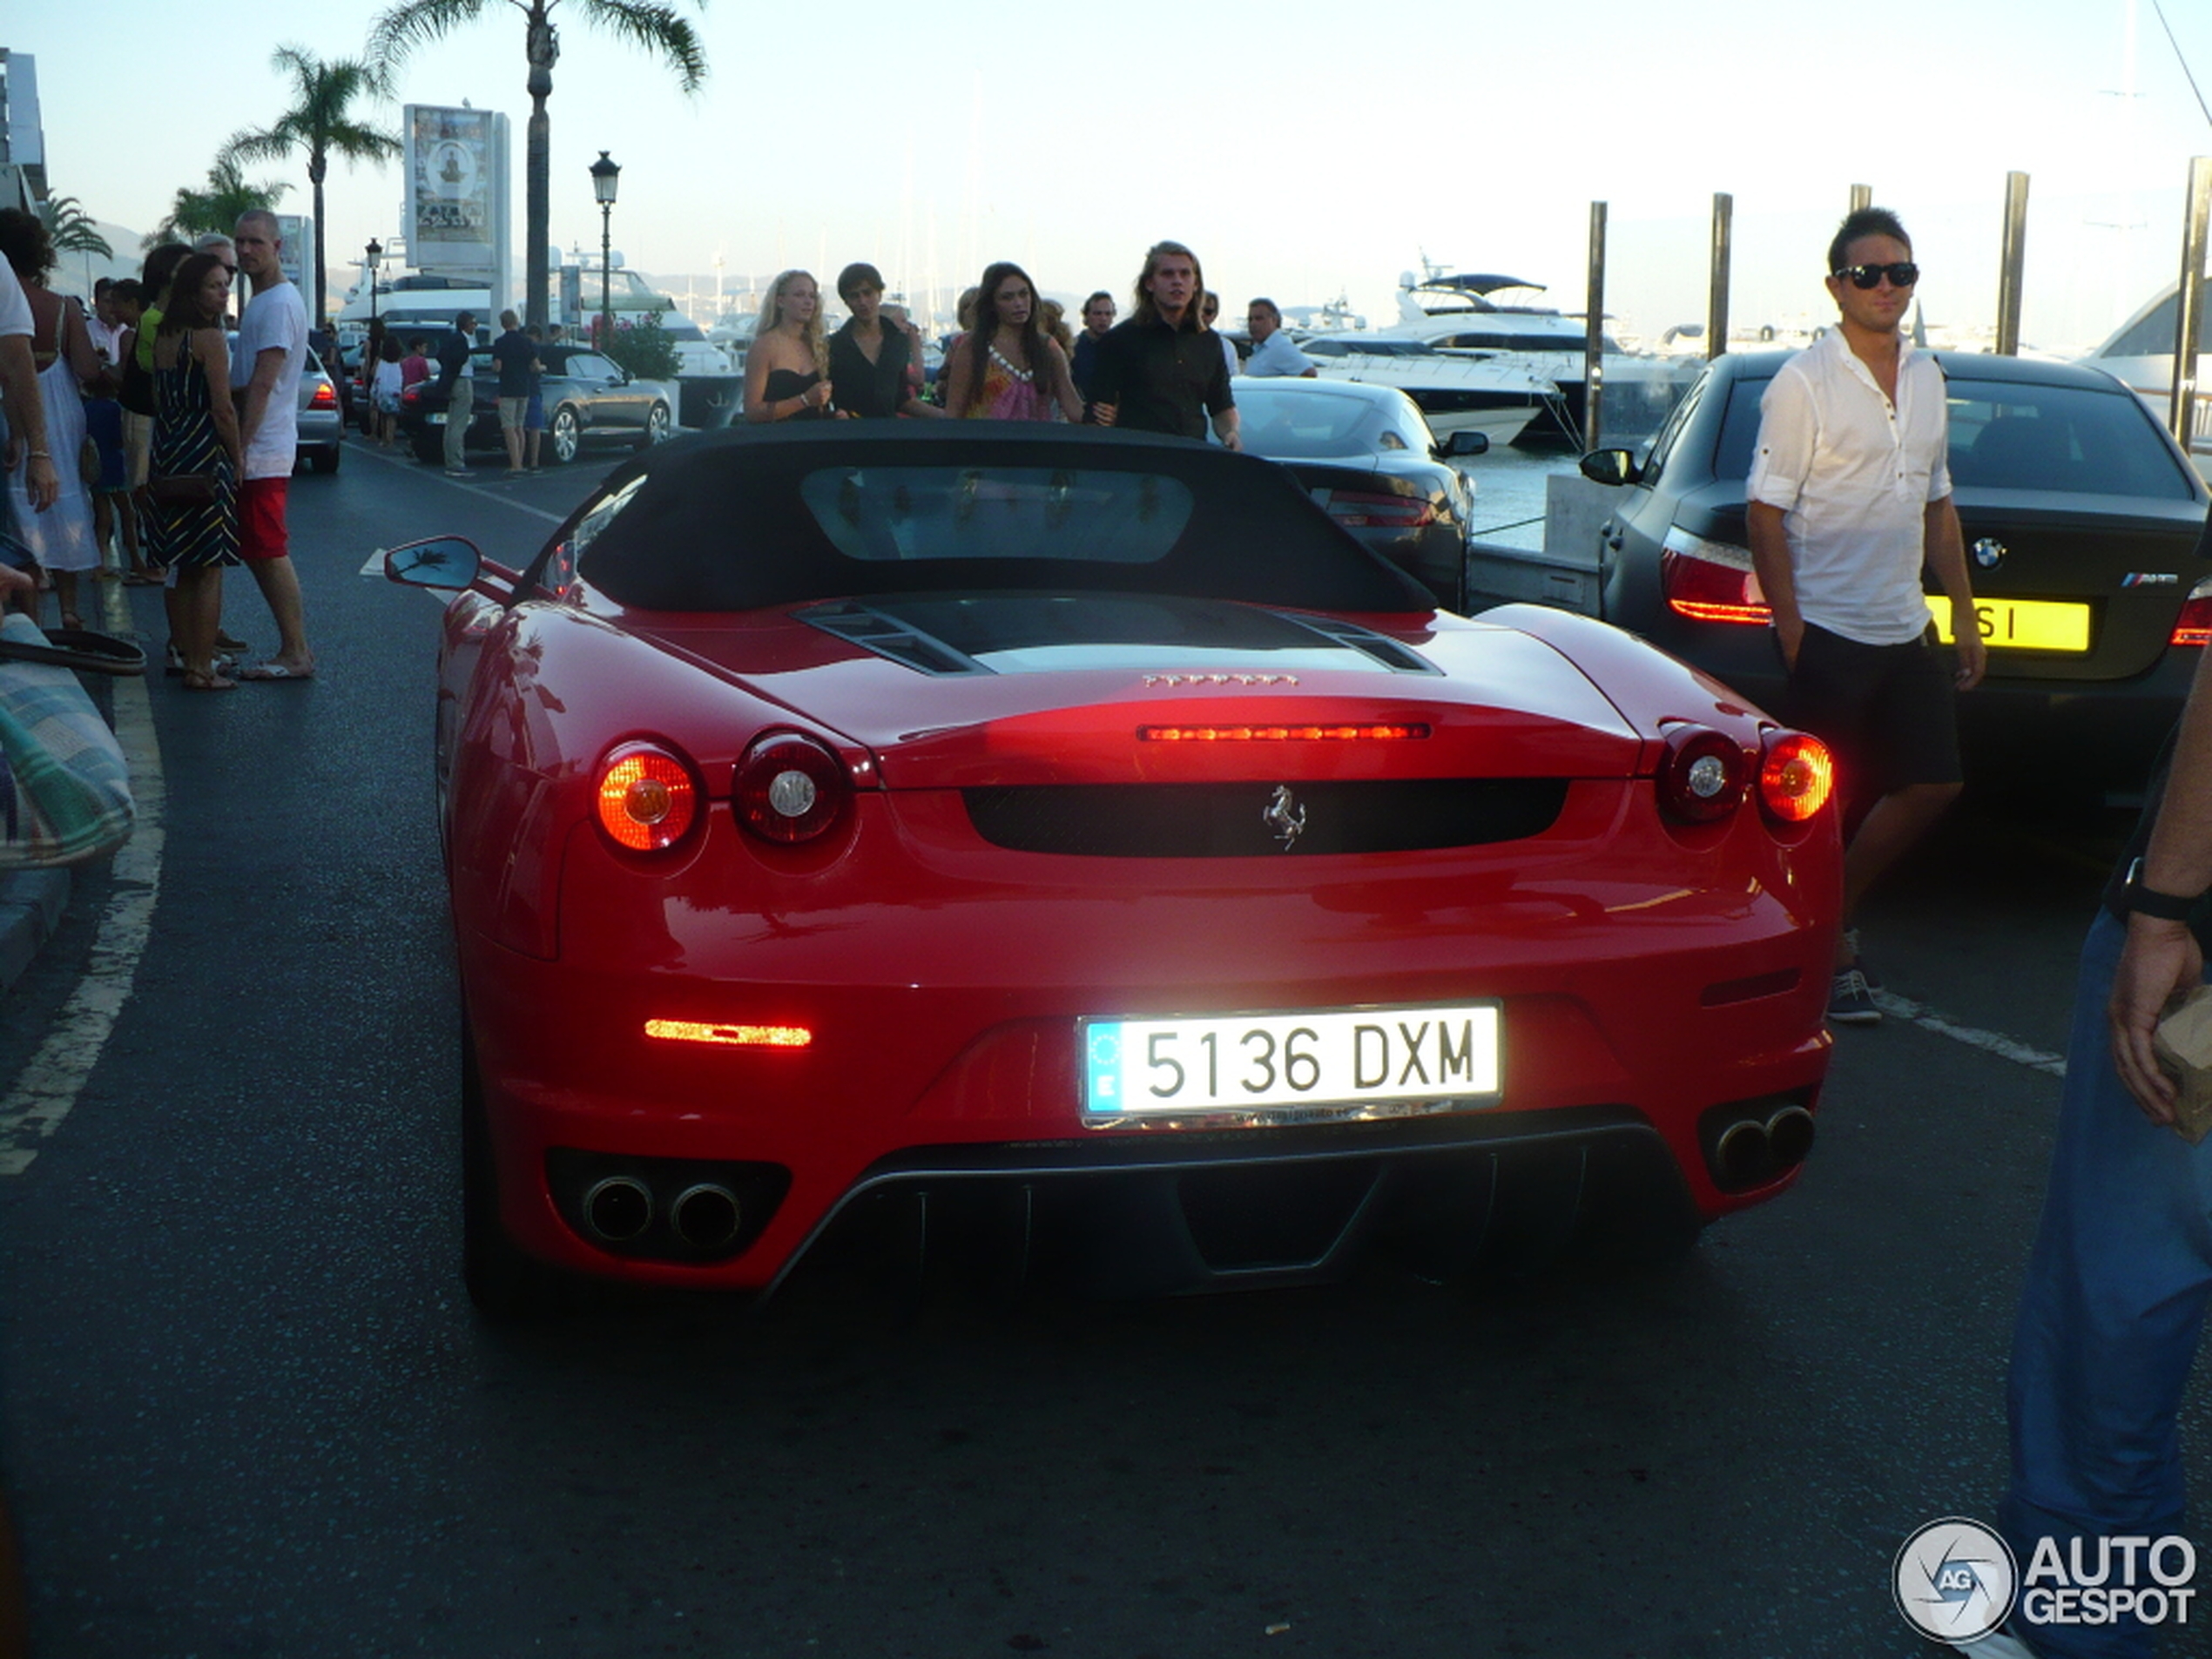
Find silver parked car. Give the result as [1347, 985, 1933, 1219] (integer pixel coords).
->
[224, 334, 344, 474]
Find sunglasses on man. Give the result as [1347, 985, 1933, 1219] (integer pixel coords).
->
[1831, 261, 1919, 290]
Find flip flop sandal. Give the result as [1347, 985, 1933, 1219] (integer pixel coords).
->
[236, 661, 314, 682]
[179, 670, 237, 691]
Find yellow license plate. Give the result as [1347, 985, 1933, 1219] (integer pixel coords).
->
[1926, 596, 2091, 652]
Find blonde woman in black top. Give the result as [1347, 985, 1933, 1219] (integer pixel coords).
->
[745, 269, 834, 421]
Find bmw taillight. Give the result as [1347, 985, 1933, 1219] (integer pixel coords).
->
[734, 732, 850, 844]
[1758, 732, 1835, 825]
[2172, 578, 2212, 647]
[1656, 725, 1749, 823]
[1661, 528, 1770, 625]
[1319, 489, 1438, 529]
[309, 381, 338, 409]
[595, 742, 702, 853]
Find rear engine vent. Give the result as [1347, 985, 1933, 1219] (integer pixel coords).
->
[1284, 614, 1441, 675]
[798, 600, 989, 676]
[963, 778, 1567, 857]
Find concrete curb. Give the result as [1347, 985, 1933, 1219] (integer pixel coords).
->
[0, 868, 69, 999]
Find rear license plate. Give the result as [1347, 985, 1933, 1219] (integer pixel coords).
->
[426, 413, 448, 426]
[1925, 596, 2090, 652]
[1080, 1002, 1501, 1129]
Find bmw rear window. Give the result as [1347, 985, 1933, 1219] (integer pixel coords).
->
[1714, 371, 2199, 501]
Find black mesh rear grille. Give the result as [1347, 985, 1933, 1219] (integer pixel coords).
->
[962, 778, 1568, 857]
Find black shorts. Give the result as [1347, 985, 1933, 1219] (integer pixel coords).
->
[1780, 623, 1962, 798]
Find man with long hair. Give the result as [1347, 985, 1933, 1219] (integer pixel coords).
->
[1087, 240, 1238, 448]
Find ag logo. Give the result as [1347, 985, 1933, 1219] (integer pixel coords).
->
[1894, 1517, 2018, 1644]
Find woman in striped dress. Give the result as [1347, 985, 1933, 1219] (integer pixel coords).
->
[145, 253, 243, 691]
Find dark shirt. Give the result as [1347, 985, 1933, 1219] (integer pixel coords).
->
[1088, 314, 1232, 440]
[1070, 330, 1107, 401]
[491, 328, 536, 399]
[826, 318, 916, 419]
[435, 328, 474, 391]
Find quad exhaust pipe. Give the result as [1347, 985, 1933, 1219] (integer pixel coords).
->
[582, 1176, 654, 1244]
[1710, 1103, 1817, 1190]
[669, 1183, 744, 1251]
[579, 1173, 743, 1251]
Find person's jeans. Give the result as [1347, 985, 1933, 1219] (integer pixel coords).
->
[444, 375, 474, 469]
[2000, 907, 2212, 1657]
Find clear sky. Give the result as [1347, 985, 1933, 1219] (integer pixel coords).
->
[12, 0, 2212, 352]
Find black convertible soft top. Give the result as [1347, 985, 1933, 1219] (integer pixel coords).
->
[569, 422, 1436, 615]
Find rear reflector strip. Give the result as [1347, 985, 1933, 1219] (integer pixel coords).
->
[644, 1021, 813, 1049]
[1139, 723, 1431, 742]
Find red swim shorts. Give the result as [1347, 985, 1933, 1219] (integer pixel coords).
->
[238, 478, 290, 563]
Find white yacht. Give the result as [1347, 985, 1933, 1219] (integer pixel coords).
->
[1294, 335, 1561, 448]
[2078, 282, 2212, 466]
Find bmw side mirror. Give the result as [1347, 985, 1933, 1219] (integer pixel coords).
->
[1579, 448, 1640, 488]
[1441, 430, 1489, 459]
[384, 536, 483, 590]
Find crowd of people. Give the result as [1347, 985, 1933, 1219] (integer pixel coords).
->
[0, 208, 317, 688]
[741, 239, 1316, 436]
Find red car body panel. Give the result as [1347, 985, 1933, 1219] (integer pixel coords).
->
[400, 428, 1842, 1302]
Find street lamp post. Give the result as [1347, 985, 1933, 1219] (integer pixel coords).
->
[365, 238, 383, 339]
[590, 151, 621, 348]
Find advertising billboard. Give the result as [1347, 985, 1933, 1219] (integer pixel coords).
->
[273, 213, 313, 296]
[403, 104, 510, 307]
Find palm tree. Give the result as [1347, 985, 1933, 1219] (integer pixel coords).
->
[145, 156, 290, 251]
[35, 195, 113, 291]
[368, 0, 708, 330]
[224, 45, 400, 326]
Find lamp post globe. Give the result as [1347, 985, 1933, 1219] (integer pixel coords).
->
[590, 151, 621, 348]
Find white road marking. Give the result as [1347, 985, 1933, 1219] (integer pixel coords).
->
[1870, 989, 2068, 1078]
[0, 579, 165, 1176]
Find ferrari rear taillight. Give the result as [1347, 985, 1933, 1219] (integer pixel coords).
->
[1661, 534, 1770, 625]
[1758, 732, 1835, 825]
[2172, 578, 2212, 647]
[735, 732, 850, 844]
[1321, 489, 1437, 529]
[596, 742, 701, 852]
[1656, 725, 1749, 823]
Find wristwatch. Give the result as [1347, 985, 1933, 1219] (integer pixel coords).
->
[2121, 856, 2203, 921]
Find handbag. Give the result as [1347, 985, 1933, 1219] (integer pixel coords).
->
[145, 472, 218, 506]
[0, 615, 135, 868]
[78, 434, 102, 488]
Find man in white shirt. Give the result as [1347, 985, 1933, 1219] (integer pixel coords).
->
[228, 211, 315, 679]
[1243, 299, 1316, 378]
[1745, 207, 1984, 1025]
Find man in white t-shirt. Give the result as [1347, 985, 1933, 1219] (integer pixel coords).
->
[1243, 299, 1316, 378]
[228, 211, 315, 679]
[0, 254, 58, 529]
[1745, 206, 1984, 1025]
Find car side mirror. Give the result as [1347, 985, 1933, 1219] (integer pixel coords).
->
[1578, 448, 1641, 488]
[1440, 429, 1489, 459]
[385, 536, 482, 590]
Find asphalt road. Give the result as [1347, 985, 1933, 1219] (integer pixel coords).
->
[0, 433, 2201, 1659]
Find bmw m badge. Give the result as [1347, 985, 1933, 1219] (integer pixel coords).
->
[2121, 572, 2179, 587]
[1972, 538, 2006, 570]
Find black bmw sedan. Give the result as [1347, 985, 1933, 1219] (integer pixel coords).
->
[1578, 350, 2211, 789]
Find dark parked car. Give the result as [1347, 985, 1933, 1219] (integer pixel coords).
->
[1234, 377, 1489, 610]
[1578, 350, 2212, 787]
[398, 343, 674, 466]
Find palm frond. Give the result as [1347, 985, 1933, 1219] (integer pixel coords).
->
[580, 0, 708, 91]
